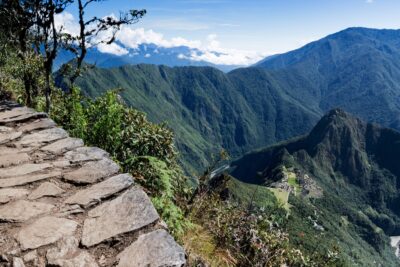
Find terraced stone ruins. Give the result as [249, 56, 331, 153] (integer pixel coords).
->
[0, 101, 186, 267]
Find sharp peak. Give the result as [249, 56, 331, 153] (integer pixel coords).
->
[308, 109, 361, 137]
[324, 108, 351, 119]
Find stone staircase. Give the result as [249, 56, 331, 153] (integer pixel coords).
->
[0, 102, 186, 267]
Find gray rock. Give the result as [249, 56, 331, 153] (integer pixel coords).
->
[12, 257, 25, 267]
[0, 101, 20, 111]
[41, 138, 84, 155]
[46, 236, 98, 267]
[0, 131, 22, 144]
[56, 204, 84, 217]
[81, 187, 159, 247]
[17, 119, 56, 133]
[0, 171, 61, 188]
[63, 159, 120, 184]
[0, 112, 47, 125]
[0, 163, 52, 178]
[17, 216, 78, 250]
[0, 126, 13, 132]
[17, 128, 68, 147]
[65, 174, 133, 208]
[0, 200, 54, 222]
[23, 250, 37, 263]
[64, 147, 109, 163]
[28, 182, 65, 200]
[0, 152, 30, 168]
[117, 229, 186, 267]
[0, 107, 36, 122]
[0, 188, 29, 204]
[51, 160, 71, 168]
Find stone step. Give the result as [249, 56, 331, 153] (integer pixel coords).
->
[0, 101, 186, 266]
[81, 187, 159, 247]
[65, 173, 134, 208]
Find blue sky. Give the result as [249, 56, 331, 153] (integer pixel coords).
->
[60, 0, 400, 65]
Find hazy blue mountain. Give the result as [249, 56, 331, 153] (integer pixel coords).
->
[54, 43, 240, 72]
[64, 27, 400, 175]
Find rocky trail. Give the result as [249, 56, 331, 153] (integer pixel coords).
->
[0, 101, 186, 267]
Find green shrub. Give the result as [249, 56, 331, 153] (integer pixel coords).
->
[48, 89, 191, 238]
[127, 156, 191, 237]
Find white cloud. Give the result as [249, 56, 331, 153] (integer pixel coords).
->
[97, 43, 129, 56]
[54, 12, 80, 35]
[55, 12, 266, 66]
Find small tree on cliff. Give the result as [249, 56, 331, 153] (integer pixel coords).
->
[0, 0, 146, 111]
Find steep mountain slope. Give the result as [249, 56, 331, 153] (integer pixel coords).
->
[70, 64, 319, 172]
[54, 44, 240, 72]
[231, 109, 400, 266]
[258, 27, 400, 129]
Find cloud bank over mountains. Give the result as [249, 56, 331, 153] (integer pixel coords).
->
[55, 12, 266, 66]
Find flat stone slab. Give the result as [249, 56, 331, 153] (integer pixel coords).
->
[17, 128, 68, 147]
[0, 107, 35, 121]
[117, 229, 186, 267]
[0, 153, 30, 168]
[0, 163, 52, 178]
[41, 138, 84, 155]
[0, 171, 62, 188]
[0, 200, 54, 222]
[47, 237, 98, 267]
[17, 119, 56, 133]
[63, 159, 120, 184]
[0, 188, 29, 204]
[65, 174, 134, 208]
[0, 102, 184, 264]
[0, 112, 47, 125]
[64, 147, 109, 163]
[28, 182, 65, 200]
[81, 187, 159, 247]
[0, 131, 22, 144]
[17, 216, 78, 250]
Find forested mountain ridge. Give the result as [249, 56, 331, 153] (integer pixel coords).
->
[231, 109, 400, 266]
[70, 64, 319, 172]
[71, 27, 400, 173]
[258, 27, 400, 129]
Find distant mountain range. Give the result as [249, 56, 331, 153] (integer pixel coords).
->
[66, 64, 319, 173]
[257, 27, 400, 130]
[65, 27, 400, 174]
[232, 109, 400, 266]
[54, 43, 241, 72]
[59, 27, 400, 265]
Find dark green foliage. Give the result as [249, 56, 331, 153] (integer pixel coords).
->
[258, 27, 400, 131]
[48, 88, 190, 237]
[232, 109, 400, 266]
[65, 64, 319, 173]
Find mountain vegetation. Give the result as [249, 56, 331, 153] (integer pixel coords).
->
[258, 27, 400, 130]
[0, 2, 339, 266]
[3, 1, 400, 264]
[232, 109, 400, 266]
[69, 28, 400, 176]
[67, 64, 320, 173]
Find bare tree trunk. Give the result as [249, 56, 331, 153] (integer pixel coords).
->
[45, 70, 51, 113]
[69, 0, 86, 86]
